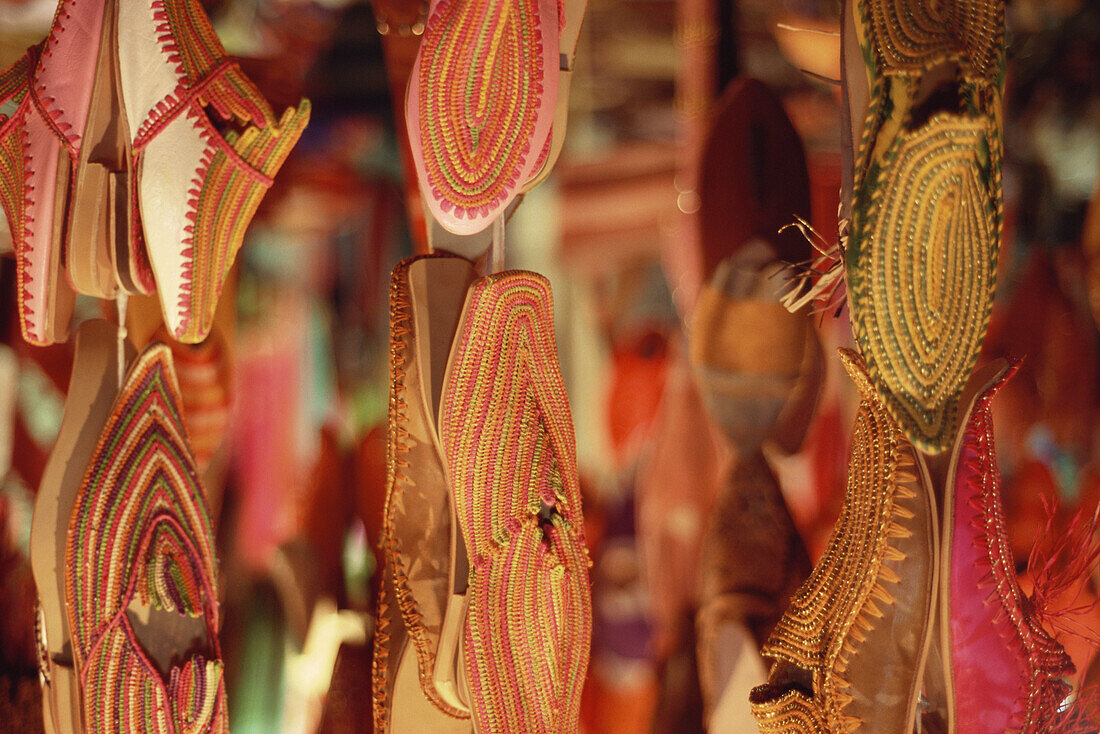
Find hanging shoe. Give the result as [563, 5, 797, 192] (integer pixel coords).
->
[373, 252, 478, 733]
[689, 246, 822, 724]
[31, 320, 134, 734]
[750, 349, 935, 734]
[374, 261, 593, 732]
[942, 359, 1087, 733]
[696, 78, 812, 284]
[439, 270, 592, 732]
[117, 0, 309, 342]
[751, 348, 1088, 732]
[0, 44, 76, 346]
[407, 0, 559, 235]
[0, 0, 309, 346]
[64, 341, 227, 732]
[841, 0, 1005, 453]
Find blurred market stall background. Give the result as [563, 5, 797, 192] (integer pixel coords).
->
[0, 0, 1098, 730]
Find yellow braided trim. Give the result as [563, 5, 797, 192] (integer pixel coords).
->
[863, 0, 1003, 79]
[176, 100, 310, 343]
[755, 349, 917, 733]
[752, 689, 830, 734]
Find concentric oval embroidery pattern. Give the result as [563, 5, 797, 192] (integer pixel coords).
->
[849, 114, 998, 453]
[440, 272, 591, 732]
[865, 0, 1002, 79]
[409, 0, 558, 234]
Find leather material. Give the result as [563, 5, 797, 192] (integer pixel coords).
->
[374, 254, 478, 730]
[841, 434, 932, 734]
[35, 0, 106, 141]
[116, 0, 185, 139]
[30, 321, 133, 734]
[703, 622, 766, 734]
[690, 276, 820, 453]
[20, 104, 69, 344]
[696, 449, 811, 728]
[948, 401, 1021, 734]
[0, 0, 106, 344]
[117, 0, 310, 342]
[752, 350, 929, 734]
[137, 112, 209, 335]
[376, 555, 474, 734]
[947, 361, 1079, 733]
[390, 643, 472, 734]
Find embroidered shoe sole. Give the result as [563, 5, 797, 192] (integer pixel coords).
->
[844, 0, 1005, 454]
[407, 0, 558, 235]
[65, 343, 227, 733]
[440, 272, 592, 732]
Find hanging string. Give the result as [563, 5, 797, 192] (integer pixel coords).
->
[116, 291, 128, 388]
[490, 217, 505, 274]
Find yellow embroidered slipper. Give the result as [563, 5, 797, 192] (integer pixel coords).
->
[842, 0, 1005, 453]
[750, 350, 935, 734]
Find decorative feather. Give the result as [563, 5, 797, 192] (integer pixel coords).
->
[777, 214, 848, 319]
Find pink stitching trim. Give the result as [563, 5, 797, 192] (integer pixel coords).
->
[191, 106, 274, 187]
[17, 112, 40, 343]
[39, 0, 77, 60]
[151, 0, 188, 78]
[28, 86, 78, 153]
[961, 362, 1075, 729]
[148, 0, 191, 118]
[34, 0, 82, 151]
[172, 106, 217, 338]
[132, 59, 235, 151]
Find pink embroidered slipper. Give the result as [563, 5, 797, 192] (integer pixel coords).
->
[440, 271, 592, 731]
[407, 0, 559, 235]
[0, 44, 77, 346]
[0, 0, 309, 346]
[65, 343, 227, 732]
[944, 359, 1091, 733]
